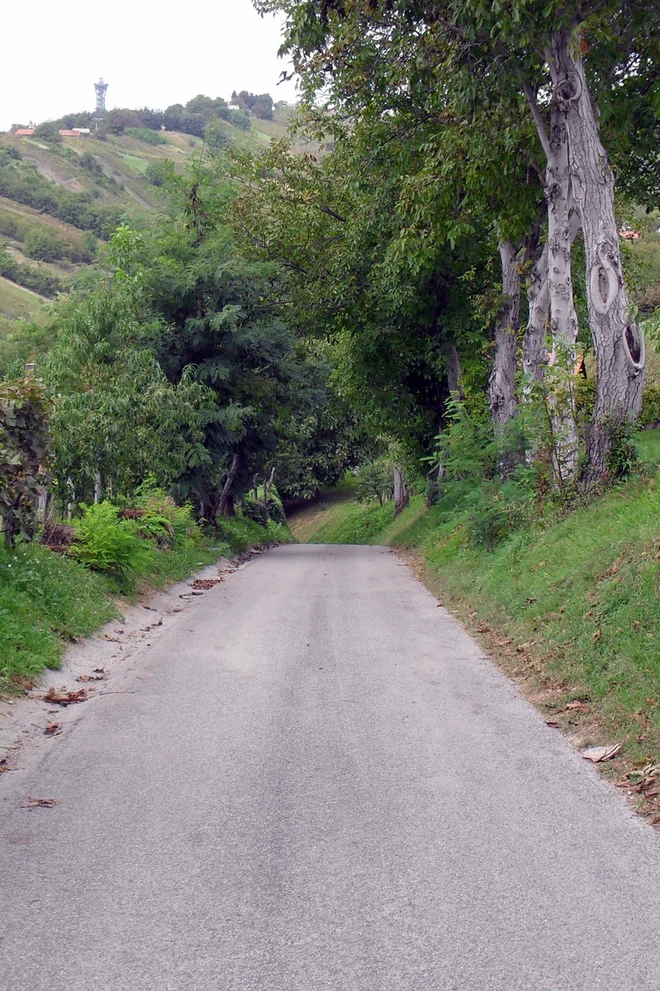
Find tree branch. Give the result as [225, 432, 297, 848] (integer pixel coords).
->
[519, 75, 552, 161]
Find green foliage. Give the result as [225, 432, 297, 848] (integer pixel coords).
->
[45, 285, 215, 505]
[145, 162, 170, 187]
[0, 156, 122, 238]
[204, 119, 231, 151]
[640, 383, 660, 428]
[0, 378, 51, 547]
[133, 487, 200, 548]
[605, 420, 639, 480]
[32, 122, 62, 144]
[234, 91, 274, 120]
[0, 244, 65, 297]
[70, 501, 149, 587]
[125, 127, 168, 145]
[23, 226, 65, 262]
[355, 459, 392, 505]
[102, 109, 144, 135]
[214, 515, 294, 553]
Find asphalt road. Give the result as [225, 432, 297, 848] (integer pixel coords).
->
[2, 543, 660, 991]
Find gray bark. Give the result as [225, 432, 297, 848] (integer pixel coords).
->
[522, 243, 549, 385]
[552, 29, 645, 480]
[393, 466, 409, 517]
[218, 452, 240, 518]
[488, 240, 521, 432]
[444, 338, 463, 399]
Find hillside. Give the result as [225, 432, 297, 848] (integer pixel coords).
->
[0, 105, 307, 329]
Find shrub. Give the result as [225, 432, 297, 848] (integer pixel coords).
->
[640, 383, 660, 428]
[70, 501, 149, 586]
[23, 227, 65, 262]
[125, 127, 168, 145]
[356, 459, 393, 504]
[463, 481, 532, 550]
[605, 420, 639, 479]
[134, 488, 200, 548]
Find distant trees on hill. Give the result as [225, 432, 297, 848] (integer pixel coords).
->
[31, 92, 266, 144]
[0, 158, 122, 238]
[232, 91, 274, 120]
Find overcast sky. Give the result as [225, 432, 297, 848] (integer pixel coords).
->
[0, 0, 298, 130]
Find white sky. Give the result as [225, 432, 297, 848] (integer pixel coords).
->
[0, 0, 298, 130]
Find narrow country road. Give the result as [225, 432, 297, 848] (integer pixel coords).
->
[2, 544, 660, 991]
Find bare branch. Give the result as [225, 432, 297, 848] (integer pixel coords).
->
[519, 75, 552, 161]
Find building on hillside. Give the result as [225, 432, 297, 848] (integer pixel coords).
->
[58, 129, 83, 137]
[14, 128, 35, 136]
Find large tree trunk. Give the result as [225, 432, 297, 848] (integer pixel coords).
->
[488, 240, 521, 433]
[546, 83, 580, 479]
[522, 243, 549, 385]
[444, 337, 463, 399]
[393, 466, 409, 516]
[217, 452, 240, 518]
[552, 29, 645, 480]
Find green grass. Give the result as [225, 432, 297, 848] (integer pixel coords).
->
[0, 543, 118, 690]
[0, 276, 45, 319]
[295, 434, 660, 776]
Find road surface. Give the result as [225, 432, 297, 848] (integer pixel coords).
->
[2, 544, 660, 990]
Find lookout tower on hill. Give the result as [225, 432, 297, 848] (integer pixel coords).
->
[94, 78, 108, 114]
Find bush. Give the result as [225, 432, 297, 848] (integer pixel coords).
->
[70, 501, 149, 587]
[605, 420, 639, 479]
[145, 162, 169, 187]
[356, 459, 393, 504]
[463, 481, 532, 550]
[640, 383, 660, 428]
[133, 488, 200, 548]
[23, 227, 65, 262]
[125, 127, 168, 145]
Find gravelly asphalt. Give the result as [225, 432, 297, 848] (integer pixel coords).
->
[2, 543, 660, 991]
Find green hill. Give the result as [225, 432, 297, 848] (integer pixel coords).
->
[0, 105, 304, 325]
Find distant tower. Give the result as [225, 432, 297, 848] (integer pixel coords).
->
[94, 78, 108, 114]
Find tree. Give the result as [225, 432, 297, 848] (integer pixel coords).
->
[23, 227, 65, 263]
[0, 378, 51, 547]
[102, 109, 144, 135]
[259, 0, 659, 479]
[45, 286, 215, 505]
[32, 122, 61, 144]
[106, 178, 318, 518]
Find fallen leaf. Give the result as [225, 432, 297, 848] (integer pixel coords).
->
[582, 743, 622, 763]
[566, 701, 589, 711]
[93, 667, 107, 674]
[545, 720, 560, 728]
[43, 686, 88, 706]
[592, 629, 602, 643]
[24, 797, 58, 808]
[190, 579, 222, 590]
[43, 722, 62, 736]
[77, 673, 106, 682]
[100, 634, 121, 643]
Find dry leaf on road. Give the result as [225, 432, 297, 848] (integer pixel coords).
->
[582, 744, 621, 763]
[43, 722, 62, 736]
[23, 797, 58, 809]
[44, 687, 88, 706]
